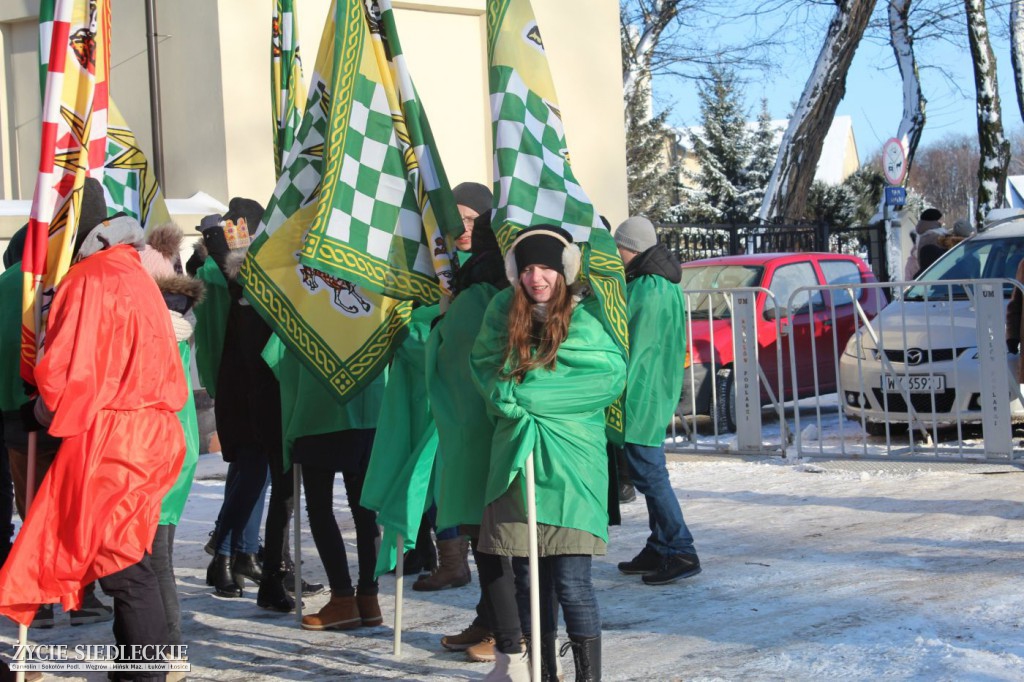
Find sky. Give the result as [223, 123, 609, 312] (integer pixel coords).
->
[651, 2, 1023, 164]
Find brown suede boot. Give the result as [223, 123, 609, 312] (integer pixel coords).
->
[412, 537, 471, 591]
[356, 592, 383, 627]
[300, 594, 361, 631]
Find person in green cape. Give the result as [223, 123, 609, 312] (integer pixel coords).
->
[256, 334, 386, 631]
[137, 222, 205, 651]
[427, 214, 518, 664]
[471, 225, 626, 682]
[611, 216, 701, 586]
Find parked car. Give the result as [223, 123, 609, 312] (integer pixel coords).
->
[838, 210, 1024, 430]
[679, 252, 882, 432]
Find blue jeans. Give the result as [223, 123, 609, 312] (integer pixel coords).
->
[512, 555, 601, 639]
[215, 459, 270, 556]
[624, 442, 696, 557]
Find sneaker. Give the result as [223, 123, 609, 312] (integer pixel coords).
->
[642, 553, 702, 585]
[283, 570, 326, 596]
[618, 481, 636, 503]
[441, 623, 492, 651]
[617, 546, 662, 575]
[300, 594, 361, 631]
[70, 591, 114, 626]
[466, 636, 497, 663]
[32, 604, 55, 629]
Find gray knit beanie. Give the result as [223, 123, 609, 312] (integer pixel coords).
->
[452, 182, 492, 216]
[614, 216, 657, 253]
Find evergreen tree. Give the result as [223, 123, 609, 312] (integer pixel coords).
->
[743, 99, 779, 219]
[624, 78, 677, 222]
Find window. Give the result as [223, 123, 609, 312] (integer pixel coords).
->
[763, 262, 823, 318]
[819, 260, 863, 307]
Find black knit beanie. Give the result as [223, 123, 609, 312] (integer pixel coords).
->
[73, 177, 110, 254]
[512, 224, 573, 275]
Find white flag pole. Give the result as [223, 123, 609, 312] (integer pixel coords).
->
[394, 533, 404, 656]
[525, 452, 540, 681]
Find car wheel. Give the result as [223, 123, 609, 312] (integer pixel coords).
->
[714, 367, 737, 434]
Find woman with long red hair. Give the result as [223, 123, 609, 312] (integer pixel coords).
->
[471, 225, 626, 682]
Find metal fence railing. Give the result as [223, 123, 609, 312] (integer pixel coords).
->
[668, 279, 1024, 463]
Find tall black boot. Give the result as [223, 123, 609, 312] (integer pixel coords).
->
[568, 634, 601, 682]
[256, 569, 296, 612]
[527, 633, 562, 682]
[206, 555, 242, 598]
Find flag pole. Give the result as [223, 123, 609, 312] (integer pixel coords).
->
[393, 533, 404, 656]
[525, 451, 540, 681]
[293, 463, 302, 622]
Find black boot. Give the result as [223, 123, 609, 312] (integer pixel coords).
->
[540, 632, 560, 682]
[568, 634, 601, 682]
[206, 555, 242, 598]
[256, 570, 296, 612]
[232, 552, 263, 588]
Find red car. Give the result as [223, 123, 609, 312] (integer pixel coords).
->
[678, 252, 883, 432]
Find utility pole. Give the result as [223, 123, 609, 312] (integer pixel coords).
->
[144, 0, 166, 189]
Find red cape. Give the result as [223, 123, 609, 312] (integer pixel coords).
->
[0, 245, 186, 625]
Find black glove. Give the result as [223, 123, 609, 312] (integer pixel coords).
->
[19, 400, 42, 433]
[1009, 338, 1020, 355]
[197, 214, 230, 275]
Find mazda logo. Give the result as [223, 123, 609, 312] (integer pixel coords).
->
[905, 348, 924, 365]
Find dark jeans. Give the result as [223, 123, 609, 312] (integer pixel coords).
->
[623, 442, 696, 557]
[470, 537, 490, 630]
[261, 442, 293, 575]
[425, 503, 460, 541]
[512, 555, 601, 640]
[300, 429, 379, 595]
[151, 524, 180, 645]
[213, 457, 269, 556]
[97, 554, 169, 681]
[0, 425, 13, 567]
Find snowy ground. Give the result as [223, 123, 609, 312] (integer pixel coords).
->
[2, 450, 1024, 681]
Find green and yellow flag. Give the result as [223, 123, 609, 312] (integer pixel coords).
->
[487, 0, 629, 436]
[241, 0, 461, 403]
[271, 0, 305, 178]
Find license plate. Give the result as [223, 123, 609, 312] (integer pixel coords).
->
[881, 374, 946, 393]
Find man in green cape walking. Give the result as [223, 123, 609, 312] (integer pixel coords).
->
[612, 216, 702, 586]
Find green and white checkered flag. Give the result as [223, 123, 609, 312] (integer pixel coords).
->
[298, 0, 462, 304]
[488, 0, 629, 437]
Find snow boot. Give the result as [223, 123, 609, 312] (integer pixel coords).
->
[441, 623, 492, 651]
[483, 649, 531, 682]
[413, 537, 471, 591]
[206, 555, 243, 598]
[257, 570, 296, 612]
[356, 592, 383, 627]
[567, 634, 601, 682]
[301, 594, 360, 630]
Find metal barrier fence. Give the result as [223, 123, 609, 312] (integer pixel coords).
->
[667, 279, 1024, 462]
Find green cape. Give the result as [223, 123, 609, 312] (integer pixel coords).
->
[0, 264, 24, 412]
[623, 274, 688, 446]
[426, 283, 500, 529]
[361, 304, 440, 577]
[470, 289, 626, 542]
[261, 334, 385, 471]
[192, 260, 230, 397]
[159, 341, 199, 525]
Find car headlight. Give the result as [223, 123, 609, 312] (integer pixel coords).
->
[844, 340, 877, 361]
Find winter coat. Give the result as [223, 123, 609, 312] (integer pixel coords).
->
[427, 283, 502, 530]
[622, 244, 686, 447]
[261, 333, 385, 470]
[362, 304, 440, 576]
[1007, 258, 1024, 383]
[0, 245, 186, 625]
[470, 289, 627, 554]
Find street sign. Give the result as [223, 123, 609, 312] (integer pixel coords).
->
[884, 186, 907, 207]
[881, 137, 907, 185]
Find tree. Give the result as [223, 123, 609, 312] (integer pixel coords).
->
[806, 166, 887, 228]
[1013, 0, 1024, 125]
[889, 0, 927, 178]
[757, 0, 878, 222]
[965, 0, 1011, 225]
[623, 79, 677, 220]
[675, 68, 778, 223]
[907, 133, 979, 224]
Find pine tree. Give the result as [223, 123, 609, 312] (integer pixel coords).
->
[624, 78, 677, 222]
[678, 67, 750, 222]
